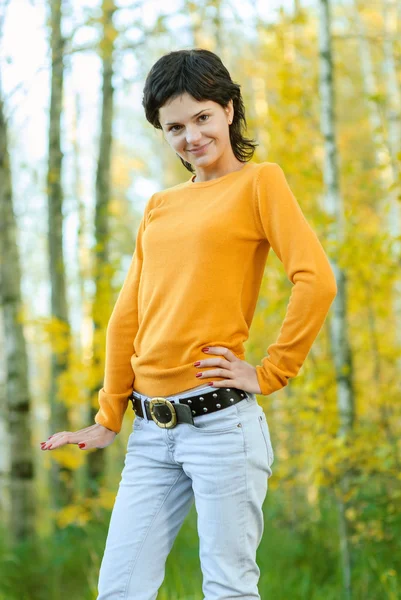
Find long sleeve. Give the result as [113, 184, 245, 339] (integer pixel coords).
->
[94, 196, 154, 433]
[254, 163, 337, 396]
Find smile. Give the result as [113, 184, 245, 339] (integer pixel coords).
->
[189, 141, 212, 154]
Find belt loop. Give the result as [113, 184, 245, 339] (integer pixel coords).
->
[134, 394, 150, 421]
[141, 397, 148, 421]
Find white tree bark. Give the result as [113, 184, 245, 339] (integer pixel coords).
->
[46, 0, 74, 510]
[87, 0, 117, 492]
[318, 1, 354, 597]
[0, 75, 36, 542]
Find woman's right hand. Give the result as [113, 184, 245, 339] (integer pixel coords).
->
[40, 423, 117, 451]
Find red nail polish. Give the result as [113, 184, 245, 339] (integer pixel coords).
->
[208, 382, 214, 386]
[194, 361, 200, 366]
[78, 443, 85, 449]
[196, 373, 202, 378]
[202, 347, 209, 352]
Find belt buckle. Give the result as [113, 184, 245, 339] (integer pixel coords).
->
[149, 397, 177, 429]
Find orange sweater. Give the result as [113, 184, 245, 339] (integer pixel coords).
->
[95, 161, 337, 433]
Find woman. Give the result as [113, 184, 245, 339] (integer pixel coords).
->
[40, 48, 337, 599]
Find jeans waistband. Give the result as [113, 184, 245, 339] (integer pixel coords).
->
[132, 383, 219, 418]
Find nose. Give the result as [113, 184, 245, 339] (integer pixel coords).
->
[185, 126, 202, 146]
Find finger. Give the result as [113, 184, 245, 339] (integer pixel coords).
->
[198, 358, 228, 368]
[41, 433, 73, 449]
[43, 431, 91, 449]
[41, 435, 85, 450]
[43, 429, 80, 443]
[47, 431, 68, 439]
[207, 380, 238, 388]
[203, 346, 236, 362]
[41, 425, 113, 450]
[199, 367, 234, 380]
[43, 424, 98, 445]
[40, 432, 68, 448]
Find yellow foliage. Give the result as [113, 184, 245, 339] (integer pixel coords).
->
[56, 352, 92, 408]
[345, 507, 357, 521]
[56, 503, 91, 529]
[382, 570, 397, 579]
[41, 316, 71, 353]
[49, 445, 85, 470]
[52, 487, 117, 530]
[88, 488, 117, 512]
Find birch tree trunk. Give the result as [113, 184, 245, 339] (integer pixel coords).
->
[72, 94, 87, 340]
[318, 1, 355, 597]
[0, 77, 36, 543]
[47, 0, 74, 510]
[71, 93, 89, 496]
[87, 0, 117, 493]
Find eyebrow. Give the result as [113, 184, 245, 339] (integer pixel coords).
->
[164, 109, 210, 127]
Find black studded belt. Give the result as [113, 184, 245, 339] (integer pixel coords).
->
[128, 387, 250, 429]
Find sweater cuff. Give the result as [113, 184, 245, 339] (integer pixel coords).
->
[94, 388, 130, 434]
[255, 361, 292, 396]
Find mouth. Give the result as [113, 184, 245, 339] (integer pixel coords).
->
[189, 141, 212, 154]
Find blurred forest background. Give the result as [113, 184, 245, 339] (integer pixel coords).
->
[1, 0, 401, 598]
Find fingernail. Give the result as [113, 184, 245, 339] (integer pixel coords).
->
[208, 382, 214, 386]
[78, 443, 85, 449]
[202, 347, 209, 352]
[48, 444, 52, 449]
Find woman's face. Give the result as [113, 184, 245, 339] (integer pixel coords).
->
[159, 92, 234, 169]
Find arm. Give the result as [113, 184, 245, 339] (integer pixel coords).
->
[254, 163, 337, 396]
[94, 196, 154, 433]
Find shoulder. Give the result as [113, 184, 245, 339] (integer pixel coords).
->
[254, 161, 284, 181]
[143, 188, 168, 212]
[253, 162, 293, 198]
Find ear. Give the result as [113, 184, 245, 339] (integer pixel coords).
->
[225, 99, 234, 123]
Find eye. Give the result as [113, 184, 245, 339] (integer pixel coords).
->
[169, 114, 210, 133]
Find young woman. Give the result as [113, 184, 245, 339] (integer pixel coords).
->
[41, 48, 337, 599]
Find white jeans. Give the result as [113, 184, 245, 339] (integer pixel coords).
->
[96, 384, 274, 600]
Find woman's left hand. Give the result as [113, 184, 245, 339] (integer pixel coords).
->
[193, 346, 262, 394]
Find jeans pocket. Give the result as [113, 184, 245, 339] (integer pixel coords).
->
[258, 413, 274, 467]
[187, 404, 241, 434]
